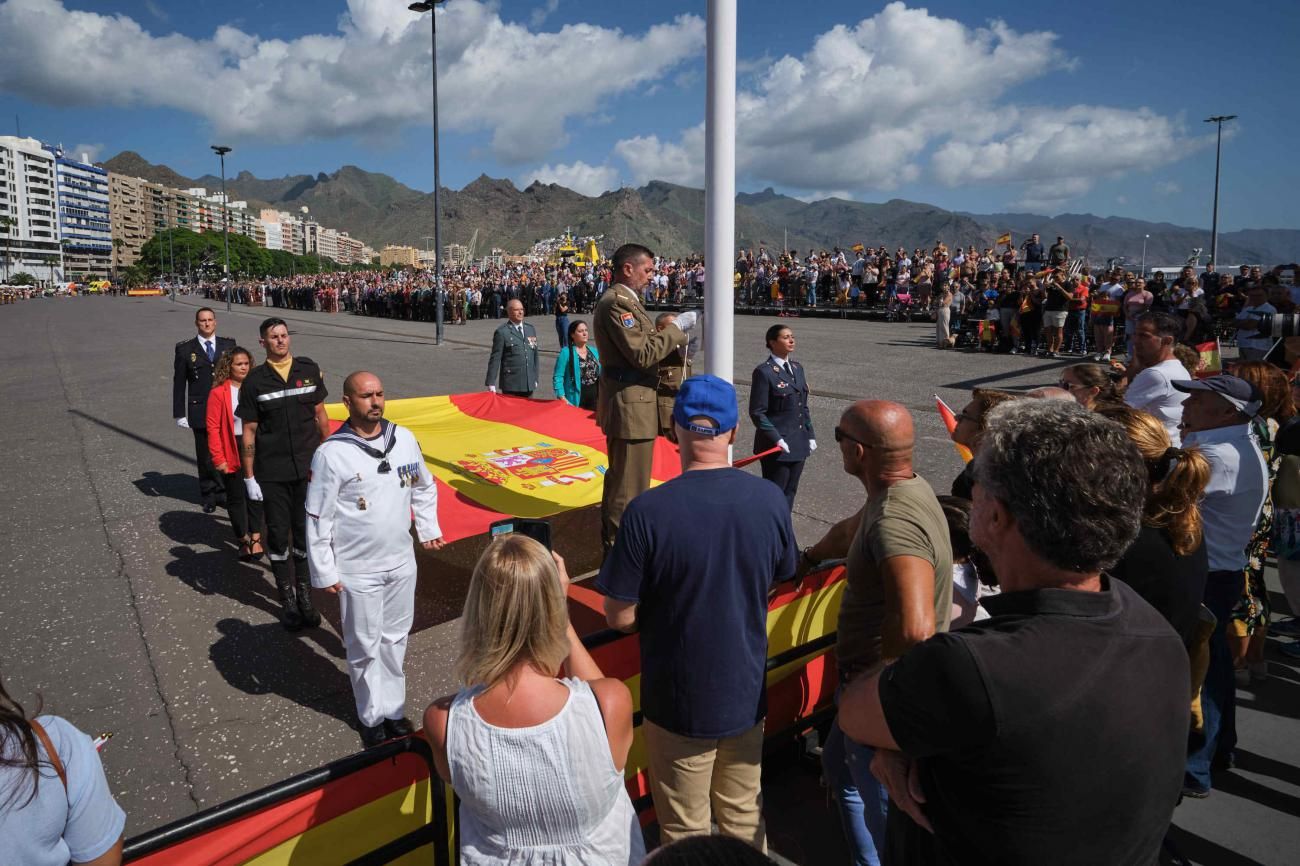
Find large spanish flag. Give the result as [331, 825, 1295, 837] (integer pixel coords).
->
[325, 394, 681, 543]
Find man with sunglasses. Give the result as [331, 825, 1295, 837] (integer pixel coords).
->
[799, 401, 952, 866]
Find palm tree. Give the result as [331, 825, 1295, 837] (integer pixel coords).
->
[112, 237, 124, 282]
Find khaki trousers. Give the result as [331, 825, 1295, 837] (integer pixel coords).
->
[601, 436, 655, 551]
[643, 719, 766, 851]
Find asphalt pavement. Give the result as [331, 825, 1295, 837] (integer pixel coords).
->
[0, 294, 1295, 864]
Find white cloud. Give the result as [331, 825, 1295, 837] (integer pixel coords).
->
[70, 142, 104, 163]
[614, 127, 705, 187]
[1155, 180, 1182, 196]
[529, 0, 560, 28]
[615, 2, 1201, 208]
[518, 160, 618, 196]
[0, 0, 703, 164]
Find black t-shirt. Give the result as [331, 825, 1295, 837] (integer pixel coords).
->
[1110, 525, 1207, 645]
[878, 579, 1188, 866]
[236, 357, 327, 482]
[1043, 283, 1072, 312]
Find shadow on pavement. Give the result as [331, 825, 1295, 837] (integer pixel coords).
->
[68, 408, 196, 464]
[1162, 826, 1262, 866]
[209, 618, 356, 730]
[1212, 769, 1300, 818]
[133, 470, 202, 506]
[1236, 665, 1300, 722]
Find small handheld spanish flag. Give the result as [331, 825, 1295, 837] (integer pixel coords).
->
[996, 232, 1012, 246]
[1194, 340, 1223, 379]
[935, 395, 974, 463]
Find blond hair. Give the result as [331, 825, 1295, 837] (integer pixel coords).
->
[1096, 405, 1209, 556]
[456, 535, 569, 688]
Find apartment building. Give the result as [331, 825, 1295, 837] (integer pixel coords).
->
[380, 244, 419, 268]
[0, 135, 62, 281]
[44, 146, 111, 278]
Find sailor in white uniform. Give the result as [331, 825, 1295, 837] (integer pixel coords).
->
[306, 371, 444, 748]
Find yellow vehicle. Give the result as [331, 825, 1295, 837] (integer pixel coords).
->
[550, 230, 601, 269]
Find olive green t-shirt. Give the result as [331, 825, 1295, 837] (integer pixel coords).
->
[836, 474, 954, 678]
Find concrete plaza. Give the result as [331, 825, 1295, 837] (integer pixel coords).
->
[0, 294, 1295, 864]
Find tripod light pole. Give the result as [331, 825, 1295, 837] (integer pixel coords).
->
[410, 0, 448, 345]
[211, 145, 233, 312]
[1203, 115, 1236, 268]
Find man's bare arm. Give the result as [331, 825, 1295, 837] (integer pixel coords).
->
[604, 597, 638, 633]
[241, 421, 258, 478]
[807, 506, 864, 563]
[880, 555, 937, 659]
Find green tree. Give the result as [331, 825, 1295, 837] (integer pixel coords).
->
[10, 271, 35, 286]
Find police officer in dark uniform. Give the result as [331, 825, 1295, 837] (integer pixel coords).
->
[237, 317, 330, 631]
[173, 306, 236, 513]
[748, 324, 816, 510]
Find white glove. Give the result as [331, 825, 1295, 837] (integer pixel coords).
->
[488, 385, 498, 394]
[244, 477, 264, 501]
[809, 439, 818, 452]
[175, 417, 190, 429]
[674, 310, 698, 332]
[777, 438, 791, 453]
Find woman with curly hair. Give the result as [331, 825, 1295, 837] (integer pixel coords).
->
[205, 347, 264, 560]
[1059, 363, 1126, 410]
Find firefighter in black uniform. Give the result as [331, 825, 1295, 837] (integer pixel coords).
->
[237, 317, 331, 631]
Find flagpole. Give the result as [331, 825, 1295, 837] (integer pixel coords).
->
[704, 0, 736, 385]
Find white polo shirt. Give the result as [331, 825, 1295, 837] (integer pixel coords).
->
[1182, 423, 1267, 572]
[1124, 358, 1191, 446]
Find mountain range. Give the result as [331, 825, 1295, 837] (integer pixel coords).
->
[101, 151, 1299, 267]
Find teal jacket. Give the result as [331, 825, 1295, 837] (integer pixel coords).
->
[552, 344, 601, 405]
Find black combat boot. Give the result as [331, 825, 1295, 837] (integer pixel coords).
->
[272, 562, 303, 632]
[294, 559, 321, 628]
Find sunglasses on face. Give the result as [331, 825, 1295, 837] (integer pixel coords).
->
[833, 426, 869, 447]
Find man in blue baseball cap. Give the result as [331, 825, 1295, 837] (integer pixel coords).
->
[596, 375, 798, 852]
[1173, 373, 1268, 797]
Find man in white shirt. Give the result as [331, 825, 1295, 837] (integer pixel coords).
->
[306, 371, 444, 748]
[1235, 285, 1277, 361]
[1091, 271, 1127, 361]
[1172, 374, 1267, 797]
[1124, 312, 1191, 445]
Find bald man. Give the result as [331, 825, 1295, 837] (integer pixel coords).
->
[798, 400, 953, 865]
[306, 371, 445, 748]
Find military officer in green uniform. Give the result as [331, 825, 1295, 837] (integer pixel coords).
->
[593, 243, 698, 550]
[653, 311, 693, 439]
[485, 299, 540, 397]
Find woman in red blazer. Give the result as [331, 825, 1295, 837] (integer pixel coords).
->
[206, 347, 264, 559]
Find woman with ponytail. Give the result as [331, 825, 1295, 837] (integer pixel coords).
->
[1097, 405, 1210, 643]
[1059, 362, 1126, 410]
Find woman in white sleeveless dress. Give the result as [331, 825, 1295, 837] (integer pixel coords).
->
[424, 535, 644, 865]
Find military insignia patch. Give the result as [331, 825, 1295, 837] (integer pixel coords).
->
[190, 353, 197, 363]
[620, 312, 636, 329]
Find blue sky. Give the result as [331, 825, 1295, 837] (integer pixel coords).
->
[1, 0, 1296, 230]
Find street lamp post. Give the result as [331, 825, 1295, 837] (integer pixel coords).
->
[211, 145, 233, 311]
[1141, 234, 1149, 277]
[410, 0, 448, 346]
[1204, 115, 1236, 268]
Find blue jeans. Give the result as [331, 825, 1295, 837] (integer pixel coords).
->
[1186, 568, 1243, 790]
[823, 715, 888, 865]
[555, 315, 569, 349]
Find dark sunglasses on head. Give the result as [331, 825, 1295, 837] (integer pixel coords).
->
[833, 426, 869, 447]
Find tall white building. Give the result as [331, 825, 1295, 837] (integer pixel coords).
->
[0, 136, 61, 282]
[45, 145, 111, 278]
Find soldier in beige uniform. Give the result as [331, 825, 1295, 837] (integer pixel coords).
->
[594, 243, 698, 550]
[654, 312, 693, 439]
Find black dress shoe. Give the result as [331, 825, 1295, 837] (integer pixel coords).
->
[384, 718, 414, 739]
[360, 723, 388, 749]
[202, 502, 217, 514]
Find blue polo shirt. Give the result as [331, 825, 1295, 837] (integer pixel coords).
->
[596, 468, 798, 738]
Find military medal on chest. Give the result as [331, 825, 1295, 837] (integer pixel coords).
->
[357, 496, 368, 511]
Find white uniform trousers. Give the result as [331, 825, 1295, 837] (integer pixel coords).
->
[337, 559, 418, 728]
